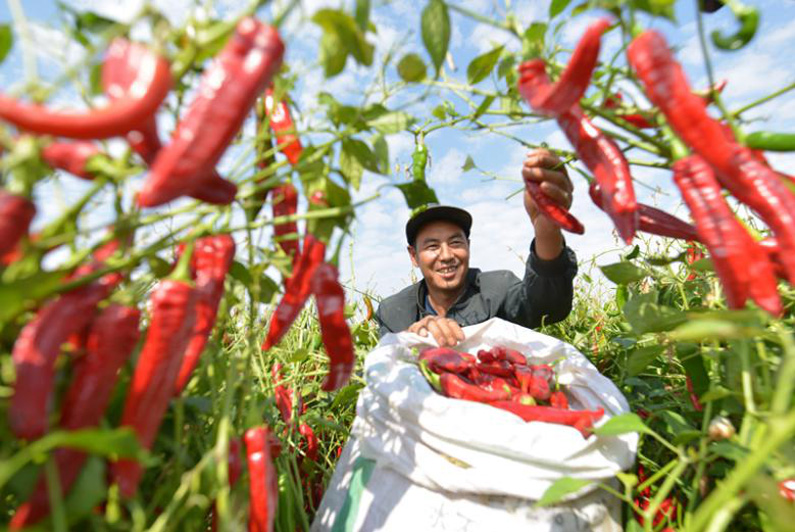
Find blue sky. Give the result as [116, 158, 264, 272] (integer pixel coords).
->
[2, 0, 795, 304]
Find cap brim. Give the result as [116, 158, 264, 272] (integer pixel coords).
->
[406, 205, 473, 245]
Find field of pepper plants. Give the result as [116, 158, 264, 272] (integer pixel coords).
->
[1, 0, 795, 530]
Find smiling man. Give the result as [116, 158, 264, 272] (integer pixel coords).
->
[375, 148, 579, 346]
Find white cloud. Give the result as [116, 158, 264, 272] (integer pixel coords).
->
[428, 147, 468, 184]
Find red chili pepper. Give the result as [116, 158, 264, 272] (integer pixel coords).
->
[263, 87, 303, 165]
[311, 262, 355, 391]
[10, 304, 140, 528]
[271, 364, 302, 424]
[629, 30, 795, 283]
[602, 93, 654, 128]
[528, 374, 551, 401]
[174, 235, 236, 394]
[490, 403, 604, 437]
[517, 18, 612, 116]
[245, 426, 278, 532]
[41, 141, 103, 181]
[685, 375, 704, 412]
[262, 234, 326, 351]
[477, 349, 496, 363]
[0, 190, 36, 258]
[228, 437, 243, 486]
[530, 364, 554, 383]
[299, 423, 319, 462]
[477, 360, 514, 378]
[112, 278, 197, 497]
[758, 238, 787, 280]
[635, 496, 678, 528]
[102, 39, 235, 206]
[779, 479, 795, 503]
[673, 155, 782, 315]
[440, 372, 511, 403]
[138, 18, 283, 208]
[524, 180, 585, 235]
[550, 390, 569, 409]
[504, 349, 527, 366]
[9, 267, 119, 440]
[419, 347, 473, 374]
[270, 183, 300, 261]
[589, 182, 700, 242]
[514, 365, 532, 394]
[0, 39, 171, 139]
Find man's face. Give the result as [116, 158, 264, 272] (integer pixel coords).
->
[408, 220, 470, 295]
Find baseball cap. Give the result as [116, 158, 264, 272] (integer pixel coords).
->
[405, 204, 473, 245]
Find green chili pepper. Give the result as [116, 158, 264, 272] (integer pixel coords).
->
[711, 1, 759, 51]
[412, 141, 429, 181]
[745, 131, 795, 152]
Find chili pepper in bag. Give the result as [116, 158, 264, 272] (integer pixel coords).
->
[477, 360, 514, 378]
[311, 262, 355, 391]
[412, 141, 429, 181]
[245, 426, 278, 532]
[745, 131, 795, 152]
[41, 141, 104, 181]
[490, 403, 604, 437]
[9, 266, 119, 440]
[477, 349, 495, 363]
[263, 87, 303, 165]
[0, 39, 170, 139]
[440, 373, 511, 403]
[11, 304, 140, 529]
[550, 390, 569, 409]
[514, 365, 533, 394]
[530, 364, 554, 383]
[0, 190, 36, 258]
[504, 349, 527, 366]
[673, 155, 782, 315]
[270, 183, 300, 261]
[629, 30, 795, 283]
[517, 18, 611, 116]
[528, 374, 551, 401]
[138, 18, 282, 207]
[112, 260, 197, 497]
[419, 347, 473, 374]
[589, 181, 700, 242]
[174, 235, 236, 394]
[711, 1, 758, 50]
[262, 234, 326, 351]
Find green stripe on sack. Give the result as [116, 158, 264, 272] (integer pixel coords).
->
[331, 456, 376, 532]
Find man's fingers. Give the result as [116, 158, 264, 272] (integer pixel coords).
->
[525, 149, 567, 173]
[522, 166, 573, 194]
[540, 181, 573, 209]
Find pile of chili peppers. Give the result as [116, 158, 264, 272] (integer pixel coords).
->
[418, 345, 604, 437]
[515, 17, 795, 316]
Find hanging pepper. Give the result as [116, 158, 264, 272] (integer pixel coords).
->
[174, 235, 236, 394]
[263, 87, 303, 165]
[138, 18, 283, 208]
[589, 182, 701, 241]
[672, 155, 781, 316]
[412, 140, 429, 181]
[0, 190, 36, 258]
[0, 39, 171, 140]
[311, 262, 355, 391]
[112, 254, 198, 497]
[11, 304, 140, 528]
[686, 375, 704, 412]
[299, 423, 319, 462]
[628, 30, 795, 284]
[490, 402, 604, 437]
[711, 1, 759, 51]
[525, 180, 585, 234]
[9, 266, 119, 440]
[745, 131, 795, 152]
[758, 238, 787, 280]
[41, 141, 104, 181]
[271, 183, 300, 262]
[603, 93, 654, 128]
[271, 363, 302, 424]
[262, 233, 326, 351]
[517, 18, 612, 116]
[102, 39, 235, 205]
[245, 426, 278, 532]
[440, 373, 511, 403]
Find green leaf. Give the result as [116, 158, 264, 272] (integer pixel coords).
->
[627, 345, 665, 376]
[669, 319, 766, 342]
[0, 269, 70, 324]
[229, 260, 254, 289]
[63, 457, 106, 524]
[88, 61, 103, 95]
[432, 104, 447, 121]
[536, 477, 592, 507]
[461, 155, 476, 172]
[257, 275, 279, 304]
[600, 261, 647, 284]
[397, 53, 427, 82]
[549, 0, 573, 18]
[372, 134, 390, 175]
[467, 45, 504, 85]
[421, 0, 450, 74]
[659, 410, 700, 444]
[593, 413, 651, 436]
[354, 0, 371, 30]
[0, 24, 13, 65]
[313, 9, 374, 77]
[395, 181, 439, 209]
[710, 441, 749, 462]
[319, 30, 347, 77]
[147, 255, 171, 278]
[623, 293, 687, 335]
[367, 111, 415, 135]
[339, 144, 364, 189]
[630, 0, 675, 20]
[341, 137, 380, 181]
[471, 95, 495, 123]
[522, 22, 547, 58]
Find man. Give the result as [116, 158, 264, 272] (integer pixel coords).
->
[375, 148, 578, 346]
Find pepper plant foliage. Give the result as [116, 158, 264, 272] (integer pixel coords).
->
[0, 0, 794, 531]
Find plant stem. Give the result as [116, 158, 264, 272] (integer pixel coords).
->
[732, 80, 795, 117]
[8, 0, 38, 87]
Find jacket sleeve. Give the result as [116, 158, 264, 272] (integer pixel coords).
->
[497, 239, 578, 328]
[374, 303, 395, 338]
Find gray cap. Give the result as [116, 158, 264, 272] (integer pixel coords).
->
[405, 204, 472, 245]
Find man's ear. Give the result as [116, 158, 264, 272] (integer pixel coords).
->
[407, 245, 419, 268]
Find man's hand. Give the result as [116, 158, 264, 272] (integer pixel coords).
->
[407, 316, 465, 347]
[521, 148, 573, 260]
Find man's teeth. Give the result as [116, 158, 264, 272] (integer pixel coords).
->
[439, 267, 456, 273]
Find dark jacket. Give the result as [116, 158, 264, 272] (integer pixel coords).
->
[375, 240, 578, 337]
